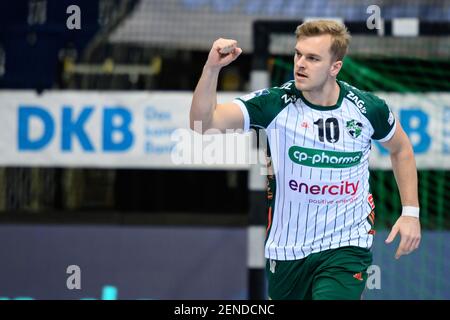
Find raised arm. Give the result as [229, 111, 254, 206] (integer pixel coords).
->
[190, 38, 244, 133]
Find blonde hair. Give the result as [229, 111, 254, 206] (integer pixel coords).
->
[295, 20, 351, 61]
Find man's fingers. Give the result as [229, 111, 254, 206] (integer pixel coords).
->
[413, 236, 421, 250]
[385, 225, 399, 244]
[220, 45, 242, 60]
[388, 216, 421, 260]
[395, 234, 420, 259]
[206, 38, 243, 68]
[233, 47, 243, 57]
[400, 237, 415, 258]
[407, 235, 421, 252]
[219, 43, 237, 54]
[214, 39, 237, 53]
[395, 235, 408, 259]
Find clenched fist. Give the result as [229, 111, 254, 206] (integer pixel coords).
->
[204, 38, 243, 70]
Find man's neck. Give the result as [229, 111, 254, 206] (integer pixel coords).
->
[302, 80, 340, 107]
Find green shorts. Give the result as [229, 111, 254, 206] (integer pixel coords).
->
[265, 246, 373, 300]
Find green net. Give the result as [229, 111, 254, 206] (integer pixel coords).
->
[270, 56, 450, 93]
[340, 57, 450, 92]
[370, 170, 449, 230]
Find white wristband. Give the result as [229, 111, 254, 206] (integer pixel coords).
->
[402, 206, 420, 218]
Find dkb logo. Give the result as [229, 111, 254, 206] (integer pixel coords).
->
[18, 106, 134, 151]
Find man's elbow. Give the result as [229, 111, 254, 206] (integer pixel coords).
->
[189, 115, 210, 134]
[390, 142, 415, 159]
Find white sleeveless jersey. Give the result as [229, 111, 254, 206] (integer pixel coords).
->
[234, 80, 396, 261]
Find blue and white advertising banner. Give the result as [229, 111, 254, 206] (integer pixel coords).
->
[0, 91, 448, 169]
[371, 93, 450, 169]
[0, 91, 251, 169]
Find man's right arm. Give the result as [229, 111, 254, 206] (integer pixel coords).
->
[190, 38, 244, 133]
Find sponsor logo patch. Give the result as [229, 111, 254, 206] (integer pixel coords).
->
[346, 119, 363, 139]
[346, 91, 366, 113]
[288, 146, 362, 168]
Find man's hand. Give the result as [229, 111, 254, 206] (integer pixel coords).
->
[385, 216, 421, 259]
[205, 38, 242, 71]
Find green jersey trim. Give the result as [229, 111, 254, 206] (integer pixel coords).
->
[377, 121, 397, 142]
[233, 99, 251, 132]
[297, 81, 345, 111]
[234, 84, 294, 131]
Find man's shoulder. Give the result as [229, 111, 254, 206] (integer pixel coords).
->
[273, 80, 299, 97]
[339, 80, 386, 115]
[234, 81, 296, 129]
[238, 80, 298, 107]
[340, 80, 395, 137]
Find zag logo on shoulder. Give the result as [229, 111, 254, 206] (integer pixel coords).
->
[346, 119, 363, 139]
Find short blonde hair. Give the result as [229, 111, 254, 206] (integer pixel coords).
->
[295, 20, 351, 61]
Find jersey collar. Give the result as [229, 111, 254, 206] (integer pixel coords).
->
[297, 80, 345, 111]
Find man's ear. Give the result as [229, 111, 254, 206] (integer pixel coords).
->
[330, 60, 343, 77]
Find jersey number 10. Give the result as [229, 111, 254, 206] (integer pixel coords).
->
[313, 117, 340, 143]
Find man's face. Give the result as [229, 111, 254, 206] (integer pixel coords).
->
[293, 34, 339, 92]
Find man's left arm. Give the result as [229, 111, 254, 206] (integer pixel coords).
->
[381, 120, 421, 259]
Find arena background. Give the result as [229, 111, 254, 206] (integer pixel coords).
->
[0, 0, 448, 300]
